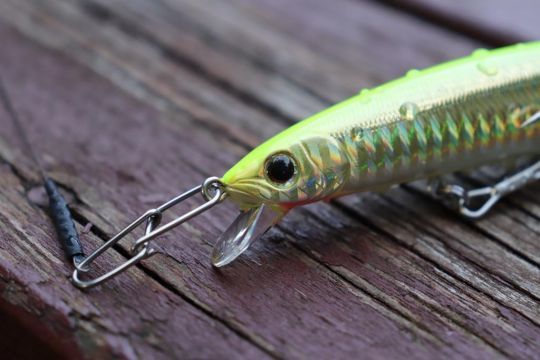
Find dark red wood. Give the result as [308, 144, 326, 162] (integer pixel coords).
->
[0, 0, 538, 358]
[384, 0, 540, 44]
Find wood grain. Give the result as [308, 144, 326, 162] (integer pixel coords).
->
[381, 0, 540, 44]
[0, 0, 538, 358]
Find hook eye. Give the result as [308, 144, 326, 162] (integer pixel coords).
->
[202, 177, 226, 201]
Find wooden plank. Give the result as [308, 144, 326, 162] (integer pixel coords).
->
[0, 0, 538, 358]
[282, 203, 540, 359]
[381, 0, 540, 43]
[85, 0, 481, 102]
[0, 296, 63, 359]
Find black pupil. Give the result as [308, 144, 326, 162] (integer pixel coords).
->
[266, 155, 295, 183]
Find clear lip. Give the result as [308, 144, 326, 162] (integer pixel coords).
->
[211, 204, 279, 267]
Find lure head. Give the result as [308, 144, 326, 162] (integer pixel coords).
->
[213, 132, 350, 267]
[215, 116, 354, 267]
[221, 132, 351, 214]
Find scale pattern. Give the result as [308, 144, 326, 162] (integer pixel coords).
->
[330, 65, 540, 195]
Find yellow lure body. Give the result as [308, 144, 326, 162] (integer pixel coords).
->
[222, 42, 540, 210]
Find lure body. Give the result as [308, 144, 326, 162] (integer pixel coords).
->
[222, 42, 540, 211]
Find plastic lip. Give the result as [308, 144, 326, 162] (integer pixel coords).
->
[212, 204, 277, 267]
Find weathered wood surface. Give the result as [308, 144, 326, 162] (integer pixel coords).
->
[0, 0, 538, 359]
[384, 0, 540, 44]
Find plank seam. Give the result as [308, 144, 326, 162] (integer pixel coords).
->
[359, 0, 517, 47]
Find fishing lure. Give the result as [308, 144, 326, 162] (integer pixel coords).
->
[73, 42, 540, 289]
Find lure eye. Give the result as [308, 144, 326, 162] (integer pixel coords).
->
[265, 153, 296, 184]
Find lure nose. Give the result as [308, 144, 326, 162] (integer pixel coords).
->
[212, 204, 281, 267]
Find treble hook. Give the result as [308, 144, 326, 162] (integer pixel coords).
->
[432, 160, 540, 219]
[72, 177, 227, 289]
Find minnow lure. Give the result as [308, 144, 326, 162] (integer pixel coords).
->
[73, 42, 540, 289]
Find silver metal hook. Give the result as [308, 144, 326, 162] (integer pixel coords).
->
[72, 177, 227, 289]
[433, 160, 540, 219]
[521, 110, 540, 128]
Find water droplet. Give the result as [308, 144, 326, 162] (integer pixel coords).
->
[399, 102, 419, 121]
[507, 103, 519, 114]
[406, 69, 420, 77]
[477, 62, 498, 76]
[472, 48, 489, 58]
[359, 88, 370, 96]
[358, 88, 371, 103]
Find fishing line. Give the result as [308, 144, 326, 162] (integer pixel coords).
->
[0, 77, 85, 267]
